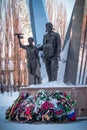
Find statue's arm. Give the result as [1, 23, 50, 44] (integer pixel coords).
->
[18, 37, 27, 50]
[37, 35, 46, 51]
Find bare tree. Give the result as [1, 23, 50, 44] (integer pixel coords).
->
[0, 0, 29, 91]
[46, 0, 67, 47]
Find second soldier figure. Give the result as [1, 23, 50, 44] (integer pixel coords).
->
[39, 22, 61, 82]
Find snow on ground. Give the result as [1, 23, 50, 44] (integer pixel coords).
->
[0, 92, 19, 107]
[20, 81, 87, 89]
[0, 92, 87, 130]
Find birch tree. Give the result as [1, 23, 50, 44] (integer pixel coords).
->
[46, 0, 67, 47]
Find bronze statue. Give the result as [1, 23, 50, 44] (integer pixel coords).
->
[16, 34, 41, 84]
[39, 22, 61, 81]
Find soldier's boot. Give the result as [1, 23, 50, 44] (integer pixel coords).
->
[51, 71, 57, 81]
[51, 59, 58, 81]
[34, 76, 37, 84]
[46, 69, 52, 81]
[36, 75, 42, 84]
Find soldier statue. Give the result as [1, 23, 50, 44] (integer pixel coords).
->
[16, 34, 41, 84]
[39, 22, 61, 81]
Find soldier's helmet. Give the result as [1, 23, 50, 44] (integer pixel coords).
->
[45, 22, 55, 32]
[45, 22, 53, 29]
[28, 37, 34, 43]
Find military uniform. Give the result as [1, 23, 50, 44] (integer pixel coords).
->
[38, 22, 61, 81]
[43, 31, 61, 81]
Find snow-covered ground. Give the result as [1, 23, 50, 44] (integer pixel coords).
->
[23, 81, 87, 88]
[0, 92, 87, 130]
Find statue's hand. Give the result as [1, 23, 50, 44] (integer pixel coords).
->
[18, 35, 23, 39]
[14, 33, 24, 39]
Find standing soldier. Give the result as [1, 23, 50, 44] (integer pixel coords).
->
[16, 34, 41, 84]
[39, 22, 61, 81]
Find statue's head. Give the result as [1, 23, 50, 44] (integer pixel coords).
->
[46, 22, 53, 28]
[45, 22, 53, 32]
[28, 37, 34, 45]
